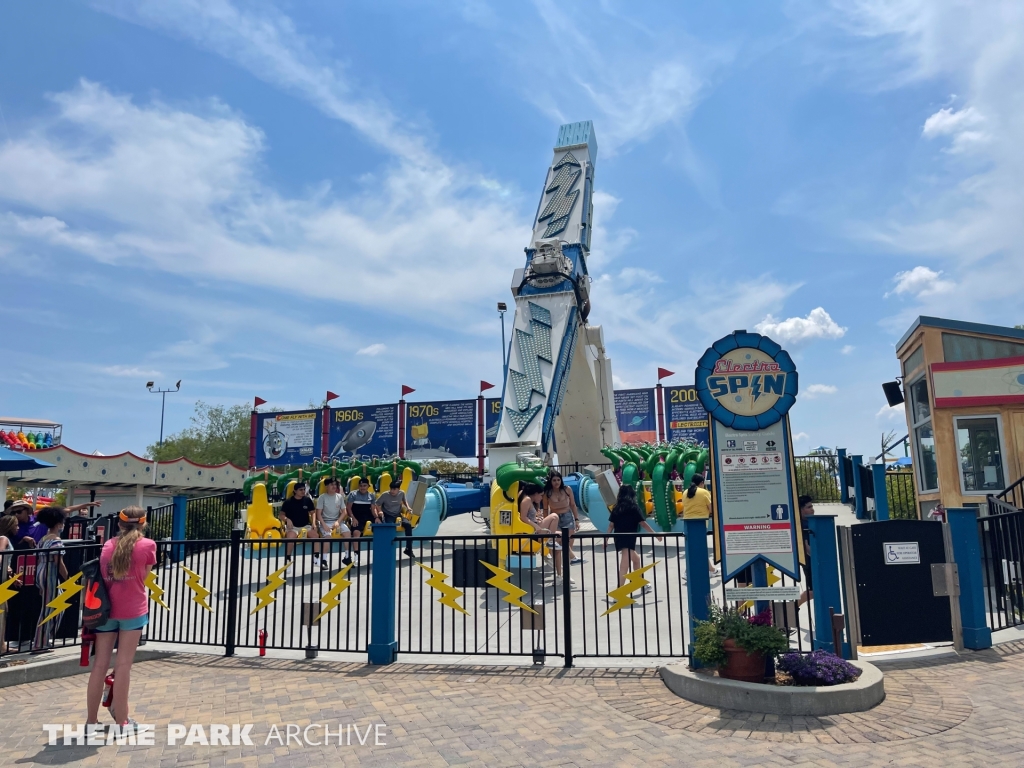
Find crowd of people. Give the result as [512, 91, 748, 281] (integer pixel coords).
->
[278, 477, 416, 568]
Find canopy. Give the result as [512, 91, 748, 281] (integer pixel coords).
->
[0, 446, 56, 472]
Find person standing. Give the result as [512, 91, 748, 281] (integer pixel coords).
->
[347, 478, 380, 564]
[376, 480, 414, 558]
[86, 507, 156, 732]
[604, 485, 661, 591]
[315, 478, 352, 568]
[31, 506, 68, 653]
[681, 474, 718, 576]
[797, 495, 815, 607]
[543, 471, 579, 584]
[0, 514, 21, 653]
[280, 483, 316, 562]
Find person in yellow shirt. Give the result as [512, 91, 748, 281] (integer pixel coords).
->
[681, 474, 718, 575]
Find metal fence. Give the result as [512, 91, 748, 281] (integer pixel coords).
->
[997, 476, 1024, 511]
[885, 471, 917, 520]
[147, 503, 175, 541]
[1, 533, 371, 658]
[793, 455, 840, 502]
[978, 507, 1024, 631]
[718, 568, 815, 654]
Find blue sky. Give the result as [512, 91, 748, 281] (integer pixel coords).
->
[1, 1, 1021, 459]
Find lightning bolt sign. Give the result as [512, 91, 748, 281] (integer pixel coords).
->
[314, 563, 354, 622]
[0, 574, 20, 611]
[479, 561, 538, 614]
[416, 562, 469, 616]
[144, 571, 169, 611]
[537, 151, 582, 238]
[601, 562, 659, 617]
[181, 566, 213, 612]
[250, 561, 293, 615]
[751, 374, 763, 403]
[39, 572, 84, 625]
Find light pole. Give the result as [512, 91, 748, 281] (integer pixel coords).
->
[497, 301, 508, 381]
[146, 380, 181, 446]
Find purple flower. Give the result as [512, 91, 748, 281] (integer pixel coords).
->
[777, 650, 860, 686]
[747, 608, 773, 627]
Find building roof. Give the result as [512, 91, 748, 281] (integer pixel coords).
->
[897, 316, 1024, 353]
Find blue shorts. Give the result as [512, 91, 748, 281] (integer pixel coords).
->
[94, 614, 149, 633]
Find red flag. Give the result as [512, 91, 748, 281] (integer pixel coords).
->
[657, 367, 675, 381]
[480, 380, 495, 392]
[401, 385, 415, 397]
[254, 396, 267, 408]
[326, 391, 339, 403]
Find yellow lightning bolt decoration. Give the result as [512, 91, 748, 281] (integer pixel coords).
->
[250, 561, 293, 615]
[480, 561, 537, 614]
[181, 566, 212, 611]
[601, 562, 659, 617]
[0, 574, 21, 611]
[144, 571, 169, 611]
[314, 563, 354, 621]
[39, 572, 84, 625]
[416, 562, 469, 615]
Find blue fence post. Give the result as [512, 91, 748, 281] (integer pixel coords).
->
[807, 514, 844, 655]
[850, 455, 866, 519]
[171, 494, 187, 563]
[837, 449, 849, 504]
[368, 523, 398, 665]
[946, 508, 993, 651]
[683, 518, 712, 667]
[871, 464, 889, 521]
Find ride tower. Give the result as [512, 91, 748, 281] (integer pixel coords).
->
[489, 121, 619, 469]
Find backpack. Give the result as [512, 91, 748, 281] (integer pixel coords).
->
[80, 557, 111, 630]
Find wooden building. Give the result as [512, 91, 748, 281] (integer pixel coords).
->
[896, 317, 1024, 517]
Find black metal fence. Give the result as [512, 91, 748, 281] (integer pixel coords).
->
[550, 462, 614, 477]
[793, 455, 840, 502]
[978, 507, 1024, 631]
[718, 568, 814, 654]
[997, 475, 1024, 511]
[0, 533, 371, 658]
[147, 503, 175, 541]
[885, 471, 917, 520]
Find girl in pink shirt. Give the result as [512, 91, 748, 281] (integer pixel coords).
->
[86, 506, 157, 731]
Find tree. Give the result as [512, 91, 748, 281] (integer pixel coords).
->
[147, 402, 251, 468]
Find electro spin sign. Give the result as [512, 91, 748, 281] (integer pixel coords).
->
[695, 331, 804, 581]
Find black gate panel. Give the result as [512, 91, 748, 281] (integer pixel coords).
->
[852, 520, 952, 645]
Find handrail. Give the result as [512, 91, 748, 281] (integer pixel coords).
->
[986, 494, 1021, 517]
[995, 473, 1024, 509]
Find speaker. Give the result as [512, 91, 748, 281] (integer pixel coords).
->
[882, 381, 905, 407]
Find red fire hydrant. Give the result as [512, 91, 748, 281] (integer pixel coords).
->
[258, 629, 267, 657]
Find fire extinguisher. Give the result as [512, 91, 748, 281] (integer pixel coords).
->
[102, 672, 116, 709]
[258, 629, 267, 657]
[80, 629, 95, 667]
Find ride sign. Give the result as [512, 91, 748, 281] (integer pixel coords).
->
[695, 331, 802, 581]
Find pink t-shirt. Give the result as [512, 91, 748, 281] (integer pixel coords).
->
[100, 537, 157, 619]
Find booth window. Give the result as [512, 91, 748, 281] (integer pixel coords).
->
[909, 375, 938, 492]
[955, 416, 1005, 493]
[941, 332, 1024, 362]
[902, 345, 924, 379]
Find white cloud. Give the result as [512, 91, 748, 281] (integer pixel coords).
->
[0, 81, 527, 325]
[100, 365, 162, 378]
[886, 266, 954, 298]
[804, 384, 838, 398]
[793, 432, 810, 442]
[876, 403, 905, 421]
[820, 1, 1024, 317]
[841, 345, 855, 355]
[922, 106, 988, 152]
[356, 344, 386, 357]
[754, 307, 846, 345]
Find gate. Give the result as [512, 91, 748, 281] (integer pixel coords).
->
[846, 520, 953, 646]
[979, 500, 1024, 630]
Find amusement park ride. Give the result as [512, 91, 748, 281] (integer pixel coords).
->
[488, 121, 620, 469]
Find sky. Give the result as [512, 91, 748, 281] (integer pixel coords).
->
[1, 0, 1022, 459]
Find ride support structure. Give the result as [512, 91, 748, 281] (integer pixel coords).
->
[489, 121, 619, 468]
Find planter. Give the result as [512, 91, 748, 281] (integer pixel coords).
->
[719, 639, 765, 683]
[660, 661, 885, 716]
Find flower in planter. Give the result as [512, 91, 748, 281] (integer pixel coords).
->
[692, 604, 790, 667]
[777, 650, 861, 686]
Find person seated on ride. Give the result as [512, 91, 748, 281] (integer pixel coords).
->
[519, 483, 558, 536]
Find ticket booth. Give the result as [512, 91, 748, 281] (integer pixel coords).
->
[894, 317, 1024, 518]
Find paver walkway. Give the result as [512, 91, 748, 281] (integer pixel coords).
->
[2, 640, 1023, 766]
